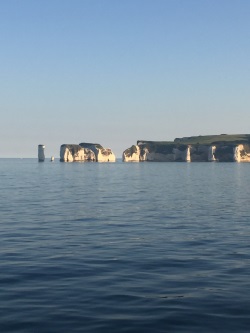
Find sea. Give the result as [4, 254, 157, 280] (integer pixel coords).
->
[1, 158, 250, 332]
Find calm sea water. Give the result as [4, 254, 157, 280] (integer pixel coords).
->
[1, 158, 250, 332]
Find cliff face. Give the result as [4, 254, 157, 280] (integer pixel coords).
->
[98, 148, 116, 162]
[122, 145, 140, 162]
[79, 143, 116, 162]
[233, 144, 250, 162]
[60, 144, 96, 162]
[60, 143, 116, 162]
[123, 143, 191, 162]
[123, 135, 250, 162]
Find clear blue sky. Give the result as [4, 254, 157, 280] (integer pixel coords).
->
[1, 0, 249, 157]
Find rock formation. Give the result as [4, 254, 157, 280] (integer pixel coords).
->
[38, 144, 45, 162]
[123, 135, 250, 162]
[122, 145, 141, 162]
[123, 143, 192, 162]
[60, 144, 96, 162]
[208, 146, 216, 162]
[79, 143, 116, 162]
[60, 143, 116, 162]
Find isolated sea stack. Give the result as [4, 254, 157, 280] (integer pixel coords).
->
[38, 144, 45, 162]
[60, 142, 116, 162]
[122, 134, 250, 162]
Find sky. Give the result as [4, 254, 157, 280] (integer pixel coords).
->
[0, 0, 250, 157]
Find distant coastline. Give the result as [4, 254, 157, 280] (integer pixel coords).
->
[34, 134, 250, 163]
[123, 134, 250, 162]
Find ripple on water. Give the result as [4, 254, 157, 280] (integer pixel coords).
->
[1, 160, 250, 332]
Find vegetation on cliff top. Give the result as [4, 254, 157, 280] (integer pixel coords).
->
[125, 145, 138, 157]
[137, 140, 187, 153]
[61, 144, 83, 156]
[138, 135, 250, 149]
[79, 142, 103, 149]
[174, 134, 250, 145]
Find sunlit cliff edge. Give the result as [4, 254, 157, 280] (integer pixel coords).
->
[60, 143, 116, 162]
[122, 135, 250, 162]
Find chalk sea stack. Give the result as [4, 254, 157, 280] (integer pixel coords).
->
[79, 143, 116, 162]
[123, 134, 250, 162]
[60, 143, 116, 162]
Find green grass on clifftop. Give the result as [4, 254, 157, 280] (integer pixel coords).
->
[79, 142, 103, 149]
[174, 134, 250, 145]
[137, 135, 250, 148]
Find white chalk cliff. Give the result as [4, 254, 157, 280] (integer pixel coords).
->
[123, 144, 191, 162]
[96, 148, 116, 162]
[60, 143, 116, 162]
[173, 146, 191, 162]
[79, 143, 116, 162]
[122, 145, 140, 162]
[60, 145, 96, 162]
[234, 144, 250, 162]
[208, 146, 217, 162]
[123, 138, 250, 163]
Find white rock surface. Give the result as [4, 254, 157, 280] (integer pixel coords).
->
[123, 140, 250, 163]
[96, 148, 116, 162]
[60, 145, 96, 162]
[233, 145, 241, 162]
[173, 147, 191, 161]
[185, 146, 191, 162]
[122, 145, 140, 162]
[123, 145, 190, 162]
[233, 144, 250, 162]
[208, 145, 217, 161]
[139, 147, 149, 161]
[79, 143, 116, 162]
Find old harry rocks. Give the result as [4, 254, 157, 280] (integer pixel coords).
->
[60, 143, 116, 162]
